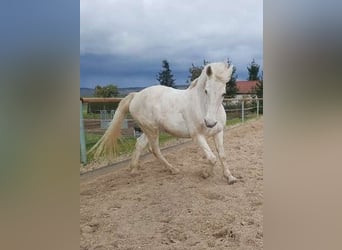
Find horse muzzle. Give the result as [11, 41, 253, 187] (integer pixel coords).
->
[204, 119, 217, 128]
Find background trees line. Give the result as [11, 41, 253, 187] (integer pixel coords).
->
[92, 58, 263, 99]
[157, 58, 263, 98]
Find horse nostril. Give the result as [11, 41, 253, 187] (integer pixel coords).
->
[204, 119, 217, 128]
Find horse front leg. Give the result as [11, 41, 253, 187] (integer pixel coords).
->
[213, 131, 237, 184]
[195, 135, 217, 178]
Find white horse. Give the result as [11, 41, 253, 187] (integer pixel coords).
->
[89, 62, 237, 184]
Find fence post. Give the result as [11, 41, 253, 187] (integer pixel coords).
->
[80, 101, 87, 165]
[257, 98, 259, 117]
[241, 99, 245, 123]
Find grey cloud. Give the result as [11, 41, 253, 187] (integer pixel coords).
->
[80, 0, 262, 87]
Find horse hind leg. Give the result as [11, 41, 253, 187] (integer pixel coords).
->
[129, 133, 148, 174]
[146, 131, 180, 174]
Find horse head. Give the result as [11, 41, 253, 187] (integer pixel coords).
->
[202, 62, 233, 128]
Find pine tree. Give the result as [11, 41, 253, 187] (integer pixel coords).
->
[225, 59, 238, 98]
[254, 71, 263, 114]
[156, 60, 176, 88]
[255, 71, 263, 98]
[247, 59, 260, 81]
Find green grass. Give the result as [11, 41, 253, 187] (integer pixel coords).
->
[83, 113, 101, 119]
[82, 104, 101, 119]
[226, 117, 242, 126]
[226, 113, 259, 126]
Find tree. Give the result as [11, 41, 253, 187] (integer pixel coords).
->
[225, 59, 238, 98]
[187, 59, 209, 83]
[247, 59, 261, 81]
[88, 84, 119, 113]
[156, 60, 176, 88]
[253, 71, 263, 114]
[94, 84, 119, 97]
[255, 71, 263, 98]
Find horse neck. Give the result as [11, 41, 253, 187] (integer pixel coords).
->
[185, 74, 207, 118]
[188, 74, 207, 98]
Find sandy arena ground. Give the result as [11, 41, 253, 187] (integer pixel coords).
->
[80, 118, 263, 250]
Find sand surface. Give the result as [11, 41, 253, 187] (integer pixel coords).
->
[80, 118, 263, 250]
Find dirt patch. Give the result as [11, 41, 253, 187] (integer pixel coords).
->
[80, 118, 263, 250]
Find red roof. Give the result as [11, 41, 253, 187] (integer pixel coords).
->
[236, 81, 258, 94]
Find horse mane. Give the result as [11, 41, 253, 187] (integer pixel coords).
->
[188, 78, 198, 89]
[188, 62, 233, 89]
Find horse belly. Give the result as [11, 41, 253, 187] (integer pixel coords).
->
[160, 113, 190, 138]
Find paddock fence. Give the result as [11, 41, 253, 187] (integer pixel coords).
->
[80, 97, 263, 164]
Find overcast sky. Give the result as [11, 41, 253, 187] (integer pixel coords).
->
[80, 0, 263, 88]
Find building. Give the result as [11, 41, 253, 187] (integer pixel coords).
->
[235, 80, 259, 99]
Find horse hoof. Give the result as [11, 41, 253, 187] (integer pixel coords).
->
[130, 168, 140, 176]
[228, 176, 238, 185]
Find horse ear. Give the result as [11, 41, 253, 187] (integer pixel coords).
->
[206, 66, 212, 77]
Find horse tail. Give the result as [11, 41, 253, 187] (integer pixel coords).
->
[88, 92, 136, 160]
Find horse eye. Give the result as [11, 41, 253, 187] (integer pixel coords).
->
[205, 90, 208, 94]
[222, 93, 225, 97]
